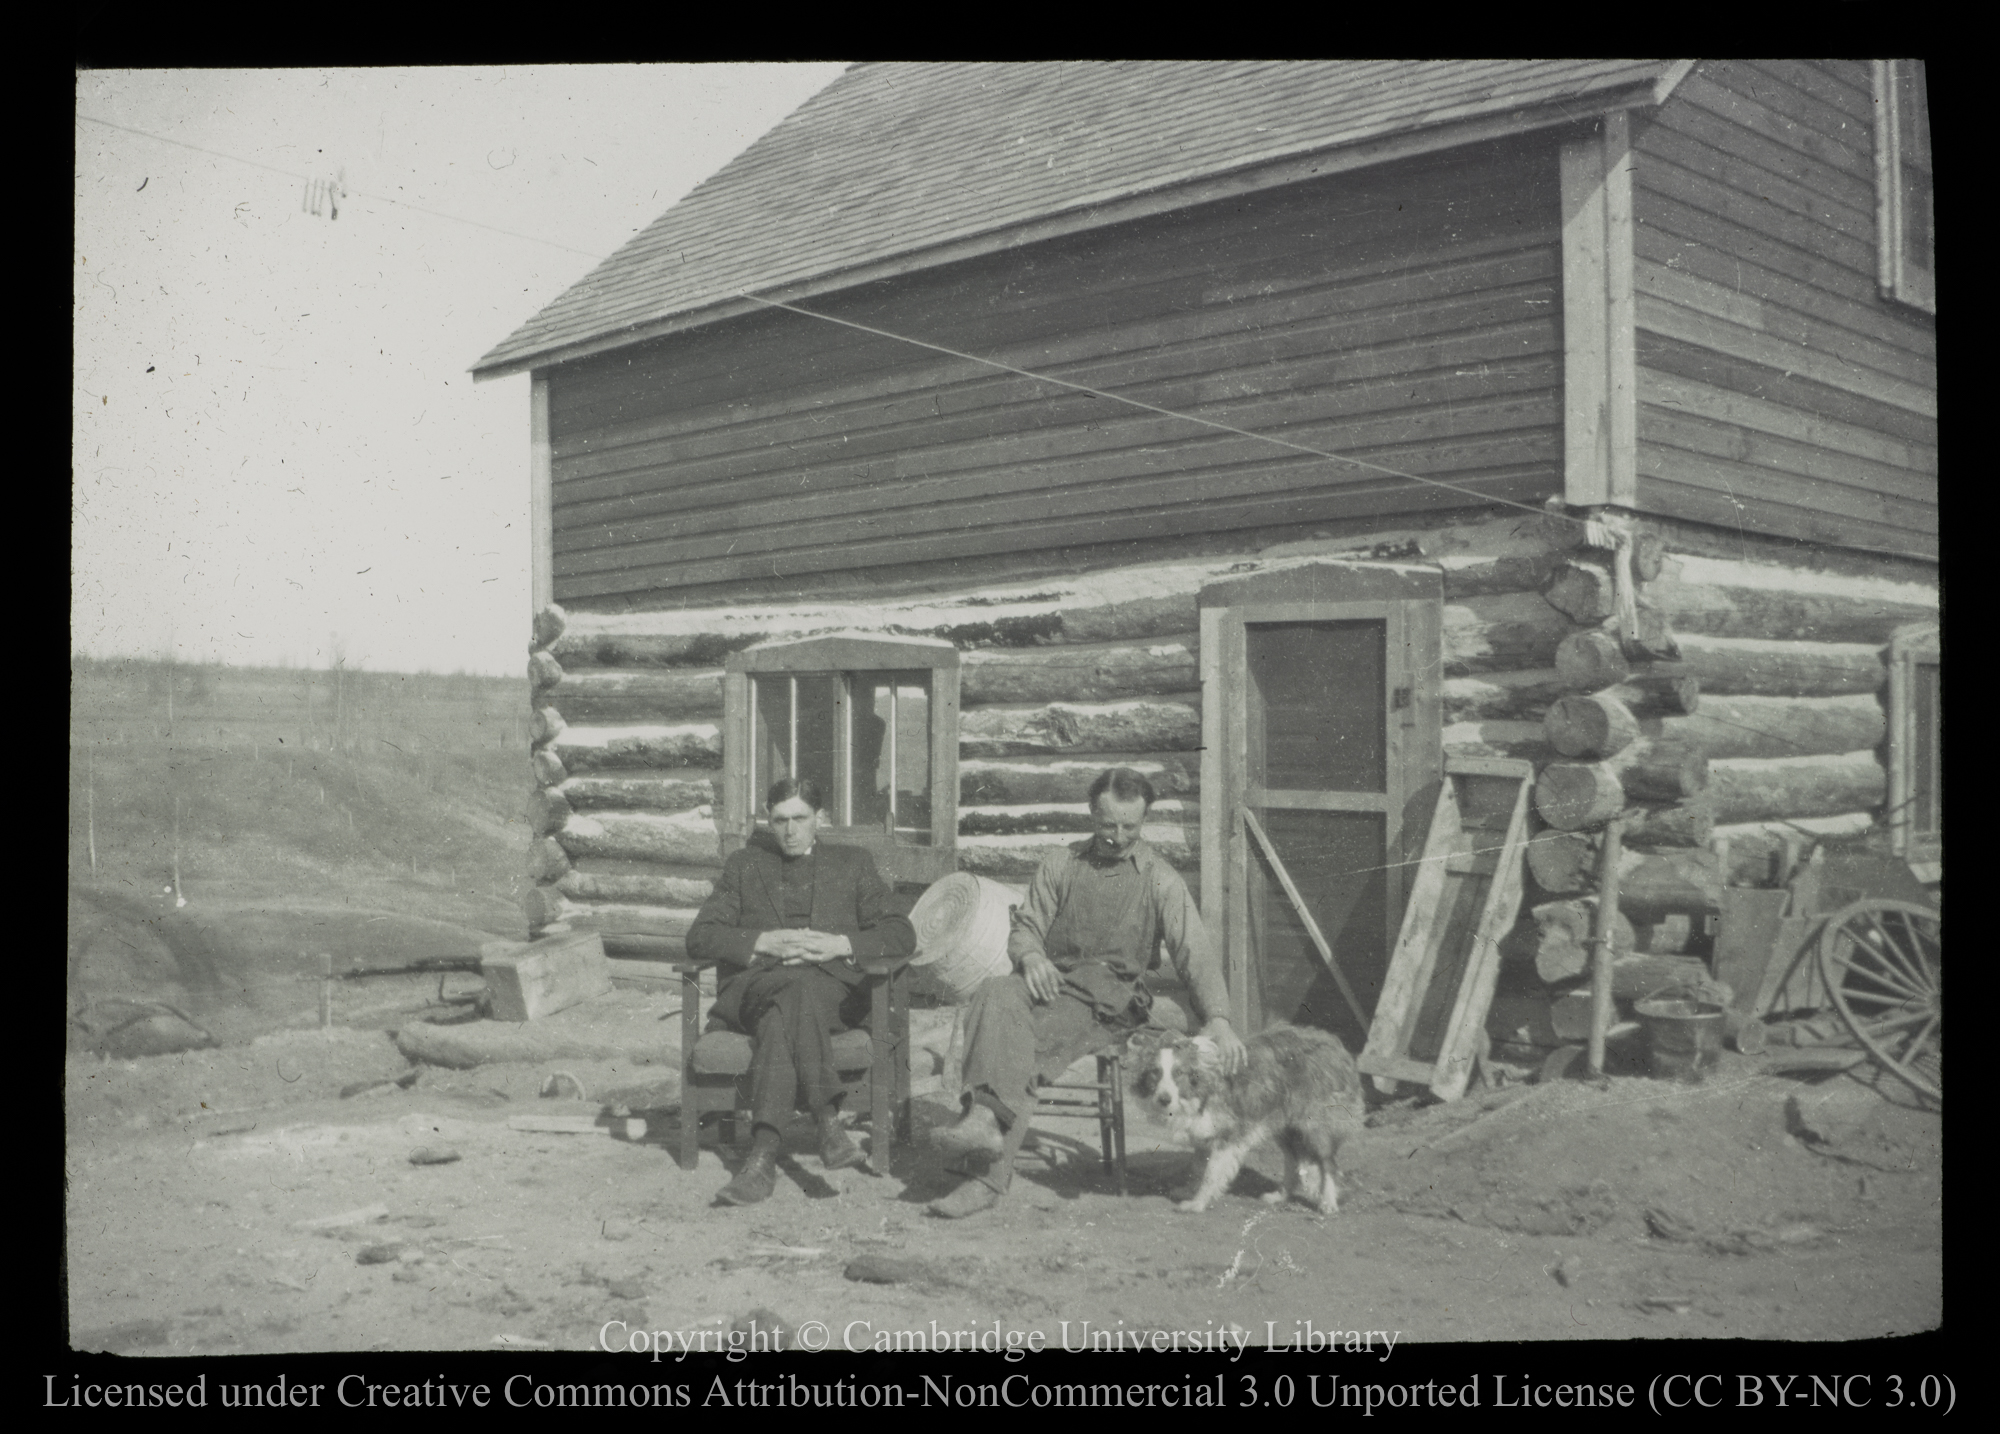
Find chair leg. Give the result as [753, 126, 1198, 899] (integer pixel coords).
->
[1110, 1054, 1127, 1196]
[678, 969, 702, 1171]
[870, 978, 893, 1176]
[1095, 1056, 1115, 1175]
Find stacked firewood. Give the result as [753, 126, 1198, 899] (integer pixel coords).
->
[1489, 535, 1727, 1057]
[525, 603, 576, 936]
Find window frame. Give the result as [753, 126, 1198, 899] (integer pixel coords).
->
[721, 633, 960, 885]
[1873, 59, 1935, 315]
[1886, 622, 1940, 882]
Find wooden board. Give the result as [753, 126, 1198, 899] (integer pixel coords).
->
[1712, 888, 1790, 1019]
[1358, 757, 1534, 1102]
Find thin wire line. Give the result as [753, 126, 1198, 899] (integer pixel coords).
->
[733, 290, 1588, 528]
[75, 112, 607, 260]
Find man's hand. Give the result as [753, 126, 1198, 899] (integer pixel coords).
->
[1202, 1018, 1248, 1076]
[777, 930, 854, 964]
[1020, 951, 1063, 1004]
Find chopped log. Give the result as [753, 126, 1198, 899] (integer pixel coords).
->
[1442, 593, 1581, 672]
[959, 757, 1195, 805]
[1710, 751, 1885, 826]
[1525, 829, 1606, 896]
[555, 724, 723, 773]
[1615, 739, 1709, 801]
[1632, 915, 1695, 956]
[1541, 561, 1617, 624]
[1625, 794, 1715, 849]
[958, 828, 1195, 879]
[532, 604, 568, 649]
[482, 930, 609, 1023]
[1554, 629, 1630, 690]
[1624, 603, 1680, 661]
[1536, 738, 1709, 830]
[531, 746, 568, 787]
[558, 868, 717, 908]
[1487, 992, 1596, 1047]
[528, 786, 573, 836]
[1597, 953, 1709, 999]
[1670, 635, 1886, 698]
[561, 774, 719, 813]
[550, 629, 765, 669]
[1544, 692, 1640, 759]
[548, 669, 724, 723]
[530, 707, 567, 745]
[960, 640, 1198, 704]
[1618, 849, 1723, 921]
[1630, 533, 1666, 583]
[1649, 694, 1885, 762]
[556, 811, 721, 867]
[526, 836, 572, 883]
[957, 699, 1200, 758]
[1600, 674, 1700, 716]
[1441, 670, 1566, 722]
[1646, 556, 1939, 645]
[1502, 898, 1636, 983]
[528, 649, 564, 692]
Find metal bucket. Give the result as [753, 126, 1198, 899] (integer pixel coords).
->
[1634, 998, 1726, 1080]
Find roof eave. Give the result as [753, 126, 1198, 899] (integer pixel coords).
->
[470, 73, 1675, 383]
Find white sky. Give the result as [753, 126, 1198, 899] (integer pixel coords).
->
[73, 64, 849, 676]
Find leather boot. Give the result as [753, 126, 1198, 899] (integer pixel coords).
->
[817, 1109, 866, 1171]
[716, 1128, 781, 1206]
[930, 1102, 1005, 1156]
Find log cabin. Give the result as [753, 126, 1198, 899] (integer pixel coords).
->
[473, 61, 1938, 1051]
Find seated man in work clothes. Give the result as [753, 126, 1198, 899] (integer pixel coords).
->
[687, 777, 916, 1206]
[928, 767, 1247, 1217]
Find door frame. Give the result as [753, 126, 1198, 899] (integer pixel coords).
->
[1198, 564, 1442, 1033]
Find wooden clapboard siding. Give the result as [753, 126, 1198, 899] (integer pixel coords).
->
[545, 138, 1565, 605]
[1630, 60, 1936, 559]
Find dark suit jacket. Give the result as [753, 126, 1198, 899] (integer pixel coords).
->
[687, 832, 916, 1029]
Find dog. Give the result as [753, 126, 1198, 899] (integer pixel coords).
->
[1130, 1023, 1365, 1215]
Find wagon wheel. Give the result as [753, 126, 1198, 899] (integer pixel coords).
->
[1817, 899, 1940, 1101]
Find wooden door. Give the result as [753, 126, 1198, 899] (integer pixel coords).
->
[1202, 590, 1440, 1049]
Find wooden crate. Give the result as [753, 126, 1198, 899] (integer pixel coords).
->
[1359, 757, 1535, 1101]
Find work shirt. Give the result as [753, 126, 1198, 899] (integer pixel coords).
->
[1005, 836, 1231, 1026]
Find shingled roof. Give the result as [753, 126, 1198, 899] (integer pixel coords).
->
[472, 60, 1689, 378]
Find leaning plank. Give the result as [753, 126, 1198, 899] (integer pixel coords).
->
[1360, 759, 1535, 1102]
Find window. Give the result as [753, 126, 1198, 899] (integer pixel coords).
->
[721, 633, 960, 884]
[1886, 622, 1940, 882]
[1874, 59, 1934, 314]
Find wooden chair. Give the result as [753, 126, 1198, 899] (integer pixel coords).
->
[1031, 1051, 1128, 1194]
[671, 955, 914, 1175]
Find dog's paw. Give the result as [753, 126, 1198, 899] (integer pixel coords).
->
[1258, 1189, 1289, 1206]
[1173, 1197, 1211, 1213]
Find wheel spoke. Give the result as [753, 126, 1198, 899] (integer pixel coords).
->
[1899, 1011, 1941, 1065]
[1854, 1006, 1935, 1038]
[1832, 947, 1924, 1002]
[1865, 911, 1934, 992]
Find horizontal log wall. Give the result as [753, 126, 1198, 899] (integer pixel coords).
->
[1632, 60, 1936, 559]
[520, 518, 1935, 949]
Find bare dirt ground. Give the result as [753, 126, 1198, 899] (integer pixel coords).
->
[65, 945, 1940, 1357]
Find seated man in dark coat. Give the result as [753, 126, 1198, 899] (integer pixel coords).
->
[686, 777, 917, 1206]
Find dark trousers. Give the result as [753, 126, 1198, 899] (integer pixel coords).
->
[722, 965, 871, 1133]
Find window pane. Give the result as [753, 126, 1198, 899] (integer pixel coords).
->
[793, 675, 839, 812]
[853, 674, 931, 836]
[1248, 621, 1385, 791]
[750, 674, 792, 800]
[1914, 662, 1938, 833]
